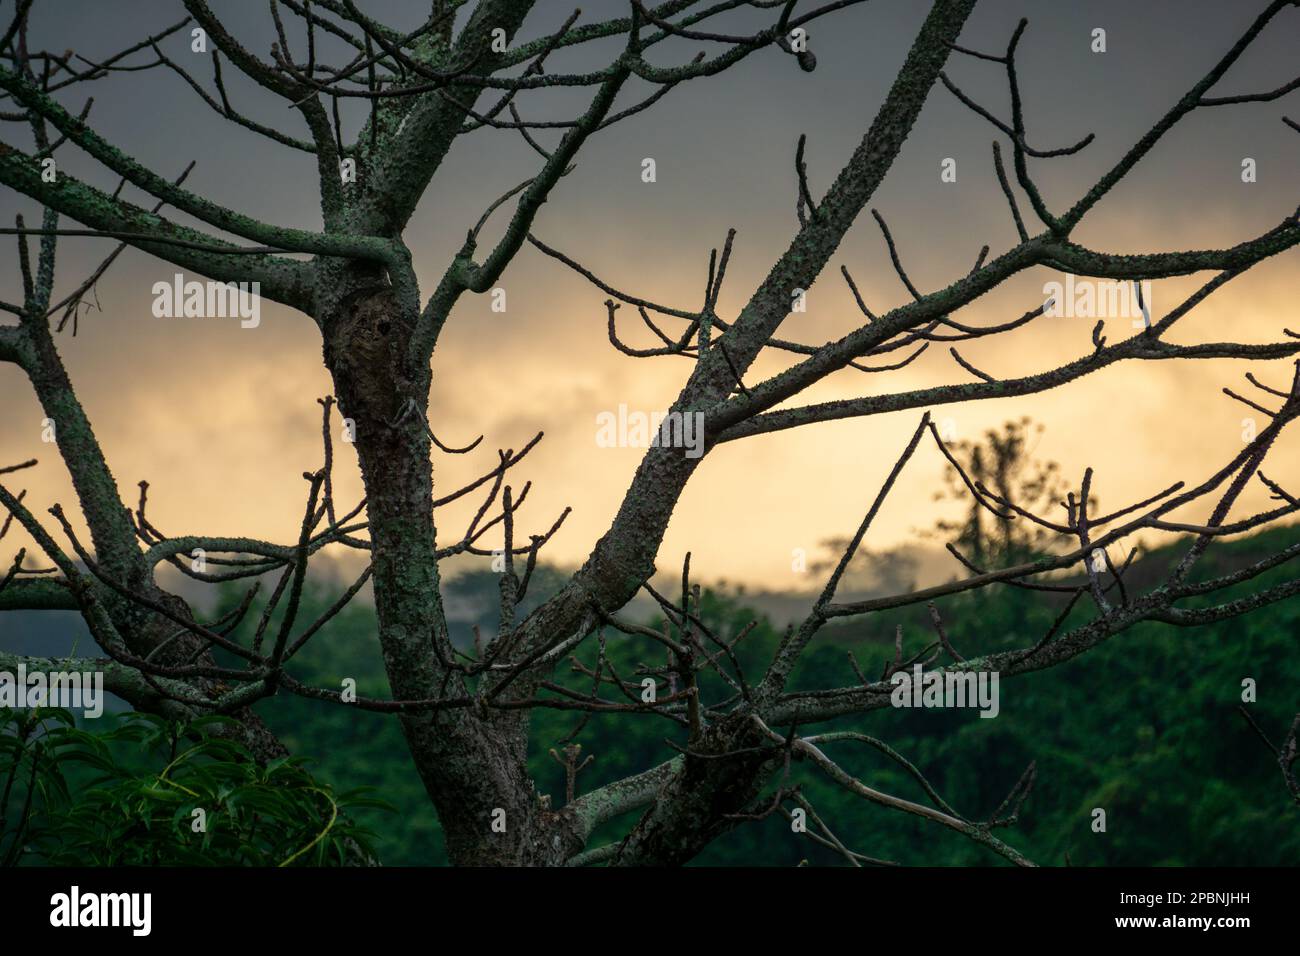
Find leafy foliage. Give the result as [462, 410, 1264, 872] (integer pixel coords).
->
[0, 709, 389, 866]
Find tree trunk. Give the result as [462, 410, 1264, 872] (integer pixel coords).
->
[324, 285, 580, 864]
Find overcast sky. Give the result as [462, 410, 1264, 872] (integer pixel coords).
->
[2, 0, 1298, 589]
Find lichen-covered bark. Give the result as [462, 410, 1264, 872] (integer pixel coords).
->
[612, 717, 780, 866]
[24, 319, 142, 587]
[323, 284, 580, 865]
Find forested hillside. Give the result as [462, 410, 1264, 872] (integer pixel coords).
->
[229, 524, 1300, 865]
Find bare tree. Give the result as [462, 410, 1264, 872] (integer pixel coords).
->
[1, 0, 1298, 866]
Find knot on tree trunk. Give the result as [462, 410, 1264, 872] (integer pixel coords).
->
[326, 285, 414, 436]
